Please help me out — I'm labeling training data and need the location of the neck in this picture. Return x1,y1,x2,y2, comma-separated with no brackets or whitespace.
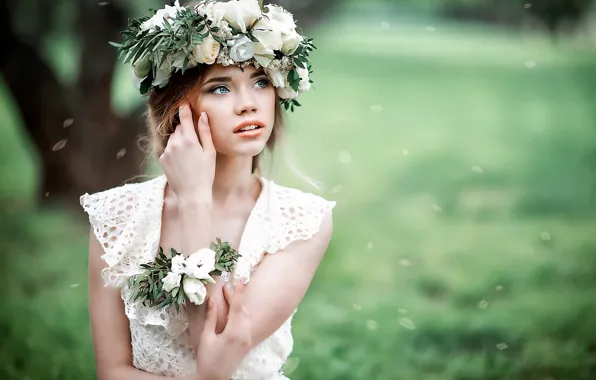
163,155,260,207
211,154,258,205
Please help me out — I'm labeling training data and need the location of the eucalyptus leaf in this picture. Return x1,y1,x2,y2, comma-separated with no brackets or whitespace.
177,288,185,304
294,59,306,69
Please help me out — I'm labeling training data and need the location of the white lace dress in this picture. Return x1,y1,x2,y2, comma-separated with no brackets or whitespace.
80,174,336,379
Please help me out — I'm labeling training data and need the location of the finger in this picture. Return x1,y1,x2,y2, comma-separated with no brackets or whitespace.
203,296,218,334
179,104,199,143
197,112,214,151
223,284,232,306
226,303,251,338
240,306,250,320
227,280,247,320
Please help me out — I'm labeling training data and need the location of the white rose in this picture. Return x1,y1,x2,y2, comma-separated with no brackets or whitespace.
267,4,296,29
276,85,298,99
252,17,283,52
141,1,184,31
162,272,181,293
296,66,311,92
265,68,286,88
281,29,302,55
170,254,187,275
183,277,208,305
229,35,254,62
193,34,221,64
185,248,216,283
206,2,226,28
253,42,276,68
217,0,261,33
276,67,310,98
262,5,301,54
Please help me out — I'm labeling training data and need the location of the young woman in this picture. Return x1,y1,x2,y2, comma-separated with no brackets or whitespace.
80,1,336,379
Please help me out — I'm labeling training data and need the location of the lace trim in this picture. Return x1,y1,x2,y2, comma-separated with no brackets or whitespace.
81,185,139,288
230,177,272,284
266,182,336,255
122,283,190,334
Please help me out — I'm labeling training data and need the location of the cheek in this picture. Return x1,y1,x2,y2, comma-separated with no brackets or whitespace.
259,88,277,119
204,113,226,140
196,107,231,150
195,100,224,132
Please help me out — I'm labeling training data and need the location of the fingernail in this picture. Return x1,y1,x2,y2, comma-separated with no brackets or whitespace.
200,112,206,122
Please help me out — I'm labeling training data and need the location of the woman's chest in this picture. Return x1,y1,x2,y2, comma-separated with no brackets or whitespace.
158,210,249,255
157,206,253,333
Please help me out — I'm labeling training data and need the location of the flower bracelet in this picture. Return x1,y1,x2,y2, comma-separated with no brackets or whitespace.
126,238,241,312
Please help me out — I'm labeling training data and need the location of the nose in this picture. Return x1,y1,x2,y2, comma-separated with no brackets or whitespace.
234,87,258,115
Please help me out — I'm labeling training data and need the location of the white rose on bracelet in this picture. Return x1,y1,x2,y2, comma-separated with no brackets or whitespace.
170,254,187,274
185,248,217,283
162,272,181,293
182,277,208,305
126,240,240,312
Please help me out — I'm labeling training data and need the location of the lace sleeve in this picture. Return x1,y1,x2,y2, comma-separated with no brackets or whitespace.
80,184,142,288
266,185,336,254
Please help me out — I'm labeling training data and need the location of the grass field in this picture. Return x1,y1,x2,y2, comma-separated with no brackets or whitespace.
2,9,596,380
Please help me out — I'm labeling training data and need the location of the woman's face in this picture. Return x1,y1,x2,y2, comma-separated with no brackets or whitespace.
192,64,276,158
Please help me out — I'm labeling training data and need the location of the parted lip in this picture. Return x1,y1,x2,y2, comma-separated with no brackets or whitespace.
233,120,265,133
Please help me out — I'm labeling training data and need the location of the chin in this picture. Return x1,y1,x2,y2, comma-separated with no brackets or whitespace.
216,139,268,158
233,141,268,157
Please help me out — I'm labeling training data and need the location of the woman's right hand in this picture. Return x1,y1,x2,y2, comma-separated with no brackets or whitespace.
191,281,253,380
159,104,216,201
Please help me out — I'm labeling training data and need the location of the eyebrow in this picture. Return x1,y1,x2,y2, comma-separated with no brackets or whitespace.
202,70,267,86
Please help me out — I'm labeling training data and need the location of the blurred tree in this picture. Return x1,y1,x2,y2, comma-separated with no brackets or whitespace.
438,0,595,36
0,0,339,208
521,0,595,35
1,0,149,208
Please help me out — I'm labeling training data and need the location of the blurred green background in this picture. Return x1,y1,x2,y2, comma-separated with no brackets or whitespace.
2,0,596,379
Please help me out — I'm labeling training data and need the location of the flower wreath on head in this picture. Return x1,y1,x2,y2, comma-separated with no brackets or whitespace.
111,0,315,112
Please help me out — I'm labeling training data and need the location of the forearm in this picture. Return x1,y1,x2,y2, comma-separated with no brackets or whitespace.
240,213,333,349
178,195,213,257
177,194,220,358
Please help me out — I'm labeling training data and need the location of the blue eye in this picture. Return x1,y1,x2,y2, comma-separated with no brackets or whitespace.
255,79,270,88
210,85,230,94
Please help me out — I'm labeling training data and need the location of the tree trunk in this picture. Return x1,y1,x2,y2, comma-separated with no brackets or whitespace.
0,0,147,209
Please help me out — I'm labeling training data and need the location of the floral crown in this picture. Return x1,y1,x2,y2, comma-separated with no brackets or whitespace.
111,0,315,111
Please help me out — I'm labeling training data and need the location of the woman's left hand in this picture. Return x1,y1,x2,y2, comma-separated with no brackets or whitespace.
192,281,253,380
